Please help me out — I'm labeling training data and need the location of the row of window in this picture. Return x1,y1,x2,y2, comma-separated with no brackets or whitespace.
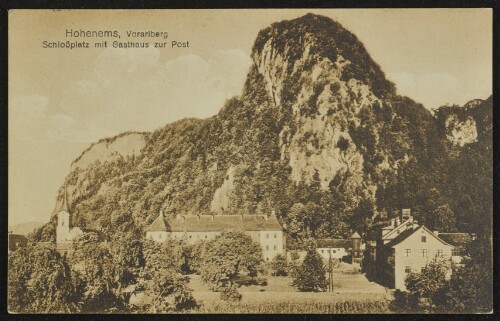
149,233,285,250
405,266,427,274
261,233,278,238
151,233,281,240
265,245,280,251
404,248,452,257
319,249,339,254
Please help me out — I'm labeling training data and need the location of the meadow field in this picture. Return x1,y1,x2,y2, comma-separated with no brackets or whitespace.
188,272,393,314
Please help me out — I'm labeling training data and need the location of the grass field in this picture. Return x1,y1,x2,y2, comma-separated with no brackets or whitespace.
188,272,393,313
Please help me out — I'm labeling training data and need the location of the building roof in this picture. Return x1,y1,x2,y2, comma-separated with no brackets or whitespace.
58,184,70,212
438,233,475,247
385,225,453,248
145,214,168,232
350,231,361,239
382,219,414,240
145,214,282,232
316,239,352,249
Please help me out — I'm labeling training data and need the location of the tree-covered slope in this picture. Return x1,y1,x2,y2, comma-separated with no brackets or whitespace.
32,14,492,243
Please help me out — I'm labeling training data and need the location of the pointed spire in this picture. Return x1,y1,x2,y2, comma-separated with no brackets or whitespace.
62,184,70,212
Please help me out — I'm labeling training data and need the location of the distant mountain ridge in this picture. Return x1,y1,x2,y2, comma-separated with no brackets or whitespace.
32,14,492,243
10,221,45,236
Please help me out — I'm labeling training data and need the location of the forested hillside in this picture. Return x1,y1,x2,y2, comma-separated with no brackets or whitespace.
31,14,492,244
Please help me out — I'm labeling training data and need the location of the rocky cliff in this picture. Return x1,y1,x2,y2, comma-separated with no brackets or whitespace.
33,14,492,243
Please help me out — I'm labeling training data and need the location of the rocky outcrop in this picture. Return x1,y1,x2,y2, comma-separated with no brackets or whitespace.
34,14,491,243
445,114,478,147
71,132,146,171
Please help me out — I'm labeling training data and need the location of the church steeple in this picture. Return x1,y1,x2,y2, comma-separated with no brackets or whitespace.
62,184,70,212
57,184,71,243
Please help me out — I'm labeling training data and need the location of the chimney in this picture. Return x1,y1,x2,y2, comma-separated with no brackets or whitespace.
176,213,181,220
390,218,395,228
433,230,439,236
211,214,215,221
160,209,165,218
271,209,276,216
240,214,244,220
402,208,411,220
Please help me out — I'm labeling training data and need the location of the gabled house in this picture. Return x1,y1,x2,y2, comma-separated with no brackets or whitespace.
364,209,458,291
383,225,454,291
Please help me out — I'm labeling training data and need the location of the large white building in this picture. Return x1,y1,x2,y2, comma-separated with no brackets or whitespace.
145,210,285,261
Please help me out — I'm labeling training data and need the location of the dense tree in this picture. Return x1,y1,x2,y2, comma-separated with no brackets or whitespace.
69,234,126,312
435,238,492,313
270,253,289,276
292,249,327,292
404,257,451,313
8,245,82,313
199,230,264,291
143,269,197,313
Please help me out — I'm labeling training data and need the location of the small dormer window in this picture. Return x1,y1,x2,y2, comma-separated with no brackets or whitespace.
421,236,426,242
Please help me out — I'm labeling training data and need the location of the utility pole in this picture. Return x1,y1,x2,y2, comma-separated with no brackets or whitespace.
328,252,333,292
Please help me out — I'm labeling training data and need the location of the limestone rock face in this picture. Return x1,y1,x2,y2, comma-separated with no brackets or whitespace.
445,114,478,147
37,14,490,242
71,132,146,171
210,166,236,214
250,14,391,191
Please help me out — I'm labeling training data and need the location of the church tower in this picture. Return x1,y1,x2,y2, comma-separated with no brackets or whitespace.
56,186,71,243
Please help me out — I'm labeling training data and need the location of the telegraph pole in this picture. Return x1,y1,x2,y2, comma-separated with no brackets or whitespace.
328,252,333,292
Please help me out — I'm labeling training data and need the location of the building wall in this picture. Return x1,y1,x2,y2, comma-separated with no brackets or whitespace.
145,231,169,242
316,247,348,260
393,229,453,291
259,230,285,261
56,211,70,243
172,231,219,243
145,229,285,261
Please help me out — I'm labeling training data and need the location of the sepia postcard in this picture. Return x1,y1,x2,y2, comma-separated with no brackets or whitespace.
8,9,493,314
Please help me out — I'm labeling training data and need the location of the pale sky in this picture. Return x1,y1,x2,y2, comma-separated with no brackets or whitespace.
9,9,492,226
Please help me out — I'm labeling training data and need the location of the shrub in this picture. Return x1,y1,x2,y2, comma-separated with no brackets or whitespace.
270,253,289,276
291,249,327,292
219,284,242,302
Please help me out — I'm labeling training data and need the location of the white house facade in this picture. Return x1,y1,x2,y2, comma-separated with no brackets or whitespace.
145,211,285,261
